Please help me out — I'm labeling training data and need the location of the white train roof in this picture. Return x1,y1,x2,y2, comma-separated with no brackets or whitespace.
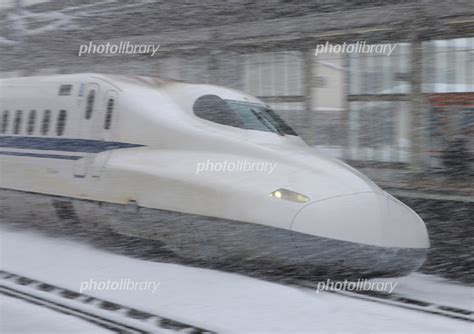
0,73,263,105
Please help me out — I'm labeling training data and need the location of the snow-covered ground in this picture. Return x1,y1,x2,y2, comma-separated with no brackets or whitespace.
0,226,472,333
1,295,111,334
380,273,473,311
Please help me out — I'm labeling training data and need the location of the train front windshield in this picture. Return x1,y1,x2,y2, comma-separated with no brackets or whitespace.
193,94,297,136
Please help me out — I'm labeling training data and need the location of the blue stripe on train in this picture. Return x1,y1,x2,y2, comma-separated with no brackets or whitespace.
0,151,83,160
0,136,144,153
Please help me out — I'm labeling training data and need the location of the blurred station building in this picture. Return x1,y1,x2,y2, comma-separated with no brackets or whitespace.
1,0,473,193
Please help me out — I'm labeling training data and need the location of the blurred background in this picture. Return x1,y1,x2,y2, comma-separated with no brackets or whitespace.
0,0,473,282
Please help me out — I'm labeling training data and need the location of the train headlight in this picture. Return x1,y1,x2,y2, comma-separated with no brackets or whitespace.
270,189,310,203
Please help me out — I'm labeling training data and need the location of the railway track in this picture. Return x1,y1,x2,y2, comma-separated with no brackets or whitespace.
0,270,214,334
295,280,474,323
1,268,472,332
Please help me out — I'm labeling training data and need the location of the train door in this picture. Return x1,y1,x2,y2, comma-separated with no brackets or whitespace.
100,90,118,141
73,83,100,178
79,83,100,139
89,90,118,178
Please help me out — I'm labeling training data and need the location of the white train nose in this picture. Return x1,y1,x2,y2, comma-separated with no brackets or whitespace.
291,191,429,248
289,191,429,276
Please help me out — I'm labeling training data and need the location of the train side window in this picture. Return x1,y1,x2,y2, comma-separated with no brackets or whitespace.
1,110,9,134
41,110,51,135
104,98,114,130
85,90,95,119
13,110,22,134
27,110,37,135
58,84,72,96
56,110,67,136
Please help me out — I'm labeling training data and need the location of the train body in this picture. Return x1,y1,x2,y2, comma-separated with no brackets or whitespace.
0,73,430,277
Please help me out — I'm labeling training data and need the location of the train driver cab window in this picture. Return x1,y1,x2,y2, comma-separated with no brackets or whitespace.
85,90,95,119
13,110,23,134
193,94,297,136
1,110,9,134
27,110,36,135
56,110,67,136
193,95,243,128
104,98,114,129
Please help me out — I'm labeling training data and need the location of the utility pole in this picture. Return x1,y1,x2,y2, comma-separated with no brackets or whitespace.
409,7,430,173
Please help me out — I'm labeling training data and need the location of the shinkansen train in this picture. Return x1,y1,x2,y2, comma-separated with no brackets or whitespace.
0,73,430,277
